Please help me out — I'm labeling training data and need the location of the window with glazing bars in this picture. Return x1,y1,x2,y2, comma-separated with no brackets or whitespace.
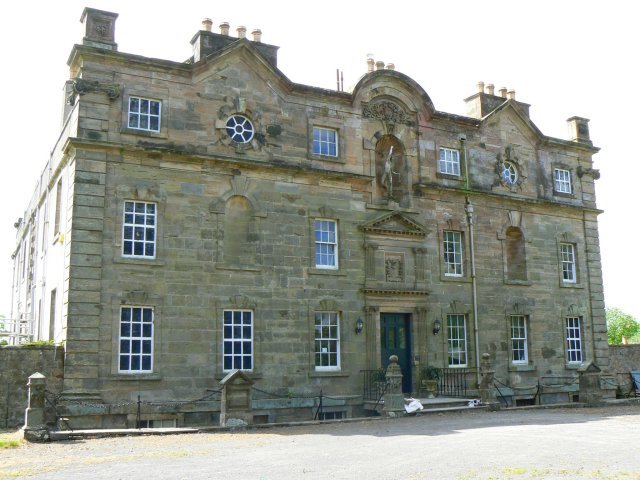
119,306,153,372
560,243,576,282
443,231,463,276
315,312,340,370
447,314,467,366
128,97,161,132
315,219,337,268
565,316,582,363
439,147,460,176
510,315,528,363
123,201,156,258
312,127,338,157
554,168,572,194
223,310,253,371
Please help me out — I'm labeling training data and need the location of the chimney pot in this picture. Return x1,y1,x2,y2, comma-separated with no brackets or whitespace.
375,60,385,71
367,57,375,73
202,18,212,32
386,63,395,71
237,25,247,38
507,90,516,100
251,29,262,42
499,87,507,98
486,84,495,95
477,81,485,93
220,22,230,35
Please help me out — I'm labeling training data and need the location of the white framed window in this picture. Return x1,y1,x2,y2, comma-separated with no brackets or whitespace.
53,180,63,237
226,115,254,143
128,97,161,132
554,168,572,194
119,306,153,373
560,243,576,283
312,127,338,157
314,312,340,371
438,147,460,176
443,231,463,276
447,314,467,367
123,201,156,258
565,316,583,363
501,161,518,185
510,315,528,364
315,219,338,269
223,310,253,371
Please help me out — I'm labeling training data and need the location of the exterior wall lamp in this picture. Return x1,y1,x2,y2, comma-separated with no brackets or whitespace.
433,318,441,335
355,317,364,334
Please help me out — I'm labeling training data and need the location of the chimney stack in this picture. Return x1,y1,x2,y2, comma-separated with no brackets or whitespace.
507,90,516,100
236,26,246,38
477,81,485,93
486,83,495,95
386,63,395,71
375,60,385,70
202,18,212,32
367,57,375,73
219,22,230,35
80,8,119,51
499,87,507,98
252,29,262,42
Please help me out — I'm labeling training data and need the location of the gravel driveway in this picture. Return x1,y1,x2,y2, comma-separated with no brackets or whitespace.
2,405,639,479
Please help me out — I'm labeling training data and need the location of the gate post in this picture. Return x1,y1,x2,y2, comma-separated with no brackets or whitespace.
383,355,405,416
23,372,49,442
220,369,254,427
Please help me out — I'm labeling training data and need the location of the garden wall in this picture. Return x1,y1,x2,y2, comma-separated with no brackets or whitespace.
608,344,640,396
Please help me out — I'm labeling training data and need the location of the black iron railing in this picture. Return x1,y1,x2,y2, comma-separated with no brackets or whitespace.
362,369,387,401
437,368,475,397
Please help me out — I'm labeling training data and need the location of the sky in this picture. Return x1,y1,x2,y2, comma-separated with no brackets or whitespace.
0,1,638,320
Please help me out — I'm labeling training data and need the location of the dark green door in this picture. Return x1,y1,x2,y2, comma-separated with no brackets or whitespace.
380,313,412,394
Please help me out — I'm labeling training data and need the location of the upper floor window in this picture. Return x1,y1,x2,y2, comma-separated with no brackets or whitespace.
314,311,340,371
565,316,583,364
226,115,254,143
443,230,463,276
560,243,576,283
554,168,572,194
312,127,338,157
223,310,253,371
315,219,338,269
501,161,518,185
119,306,153,373
53,180,63,237
123,201,156,258
439,147,460,176
128,97,161,132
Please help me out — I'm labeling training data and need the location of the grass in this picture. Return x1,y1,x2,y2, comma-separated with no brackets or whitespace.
0,430,23,449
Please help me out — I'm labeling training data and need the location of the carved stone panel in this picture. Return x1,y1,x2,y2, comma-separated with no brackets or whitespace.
385,253,404,282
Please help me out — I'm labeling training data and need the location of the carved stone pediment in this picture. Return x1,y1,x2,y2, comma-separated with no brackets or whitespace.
363,101,413,126
360,211,427,238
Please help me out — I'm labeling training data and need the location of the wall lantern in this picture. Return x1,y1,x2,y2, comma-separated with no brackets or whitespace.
355,318,364,335
433,318,441,335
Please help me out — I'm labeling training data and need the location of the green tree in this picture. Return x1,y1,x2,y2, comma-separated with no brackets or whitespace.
606,307,640,344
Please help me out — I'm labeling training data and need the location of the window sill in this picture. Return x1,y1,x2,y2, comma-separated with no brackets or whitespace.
436,172,463,181
309,267,346,276
113,257,166,267
121,127,168,139
553,191,575,199
440,274,471,283
216,372,263,381
560,281,583,289
564,363,583,370
308,153,345,164
508,364,536,372
309,371,349,378
108,373,162,381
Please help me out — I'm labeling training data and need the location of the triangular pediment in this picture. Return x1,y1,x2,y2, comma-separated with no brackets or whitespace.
482,100,543,146
360,211,427,237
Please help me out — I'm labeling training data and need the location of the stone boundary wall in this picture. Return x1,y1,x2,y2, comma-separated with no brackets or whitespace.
608,345,640,396
0,345,64,428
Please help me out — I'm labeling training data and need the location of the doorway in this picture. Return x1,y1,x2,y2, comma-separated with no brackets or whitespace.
380,313,412,394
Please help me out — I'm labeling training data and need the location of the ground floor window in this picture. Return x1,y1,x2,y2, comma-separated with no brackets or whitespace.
119,306,153,373
315,312,340,370
510,315,528,364
447,314,467,367
223,310,253,371
565,316,583,363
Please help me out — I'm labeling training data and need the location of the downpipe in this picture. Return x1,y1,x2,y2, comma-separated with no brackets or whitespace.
465,197,481,387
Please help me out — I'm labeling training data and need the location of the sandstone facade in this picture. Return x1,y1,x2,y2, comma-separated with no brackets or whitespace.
10,8,610,428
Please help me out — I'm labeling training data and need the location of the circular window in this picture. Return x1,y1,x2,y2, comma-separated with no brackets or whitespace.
501,161,518,185
225,115,254,143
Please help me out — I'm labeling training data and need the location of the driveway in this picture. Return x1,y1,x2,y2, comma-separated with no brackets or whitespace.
1,405,639,479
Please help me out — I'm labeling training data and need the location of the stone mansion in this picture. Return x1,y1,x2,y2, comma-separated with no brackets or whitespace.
10,8,610,428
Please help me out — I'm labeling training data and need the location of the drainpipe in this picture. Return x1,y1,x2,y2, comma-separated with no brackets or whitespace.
465,197,481,387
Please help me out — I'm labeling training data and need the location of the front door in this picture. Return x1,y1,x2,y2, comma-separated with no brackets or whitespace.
380,313,412,394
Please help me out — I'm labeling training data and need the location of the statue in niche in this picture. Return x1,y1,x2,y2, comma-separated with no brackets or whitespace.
380,145,399,198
